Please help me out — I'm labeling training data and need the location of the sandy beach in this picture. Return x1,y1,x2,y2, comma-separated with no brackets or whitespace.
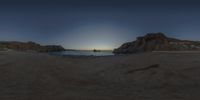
1,51,200,100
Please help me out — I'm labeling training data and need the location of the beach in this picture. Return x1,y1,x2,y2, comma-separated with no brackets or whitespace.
1,51,200,100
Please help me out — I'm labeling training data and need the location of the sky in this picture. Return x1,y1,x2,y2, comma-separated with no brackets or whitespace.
0,0,200,50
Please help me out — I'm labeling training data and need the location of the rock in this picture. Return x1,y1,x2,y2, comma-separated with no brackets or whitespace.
0,41,66,52
41,45,66,52
93,49,101,52
113,32,200,54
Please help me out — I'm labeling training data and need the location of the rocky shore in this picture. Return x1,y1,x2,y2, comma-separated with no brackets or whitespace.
0,41,66,52
113,33,200,54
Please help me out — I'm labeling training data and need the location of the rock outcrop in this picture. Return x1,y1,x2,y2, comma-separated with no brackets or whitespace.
42,45,66,52
113,32,200,54
0,41,66,52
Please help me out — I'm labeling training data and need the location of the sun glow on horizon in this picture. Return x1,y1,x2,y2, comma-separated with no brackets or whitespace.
56,22,136,50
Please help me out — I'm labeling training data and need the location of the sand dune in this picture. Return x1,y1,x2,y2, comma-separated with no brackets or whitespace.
1,51,200,100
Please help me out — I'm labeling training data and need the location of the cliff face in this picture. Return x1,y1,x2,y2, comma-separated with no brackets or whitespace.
113,33,200,54
0,41,65,52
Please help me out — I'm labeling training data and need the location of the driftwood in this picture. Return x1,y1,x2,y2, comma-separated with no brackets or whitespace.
126,64,159,74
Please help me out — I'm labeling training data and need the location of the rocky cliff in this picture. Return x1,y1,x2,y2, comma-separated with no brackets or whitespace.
113,32,200,54
0,41,66,52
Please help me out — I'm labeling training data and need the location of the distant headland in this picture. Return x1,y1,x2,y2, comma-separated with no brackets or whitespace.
113,32,200,54
0,41,66,52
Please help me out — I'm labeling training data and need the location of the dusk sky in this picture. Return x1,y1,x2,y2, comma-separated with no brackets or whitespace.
0,0,200,50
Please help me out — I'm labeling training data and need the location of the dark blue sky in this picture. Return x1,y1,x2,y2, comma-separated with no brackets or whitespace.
0,0,200,50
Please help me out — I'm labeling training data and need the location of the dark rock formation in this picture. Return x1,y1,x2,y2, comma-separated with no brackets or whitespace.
113,32,200,54
93,49,101,52
0,41,66,52
41,45,66,52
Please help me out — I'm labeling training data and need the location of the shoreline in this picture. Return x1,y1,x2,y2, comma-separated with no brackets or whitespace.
153,51,200,53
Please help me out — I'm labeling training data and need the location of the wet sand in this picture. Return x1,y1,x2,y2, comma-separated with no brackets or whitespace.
1,51,200,100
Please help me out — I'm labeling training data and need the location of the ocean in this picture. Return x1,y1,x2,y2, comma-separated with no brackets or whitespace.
50,50,114,56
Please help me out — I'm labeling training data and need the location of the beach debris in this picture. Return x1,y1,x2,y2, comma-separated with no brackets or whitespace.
126,64,159,74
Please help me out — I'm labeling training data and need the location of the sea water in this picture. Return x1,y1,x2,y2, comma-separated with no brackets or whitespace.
50,50,114,56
